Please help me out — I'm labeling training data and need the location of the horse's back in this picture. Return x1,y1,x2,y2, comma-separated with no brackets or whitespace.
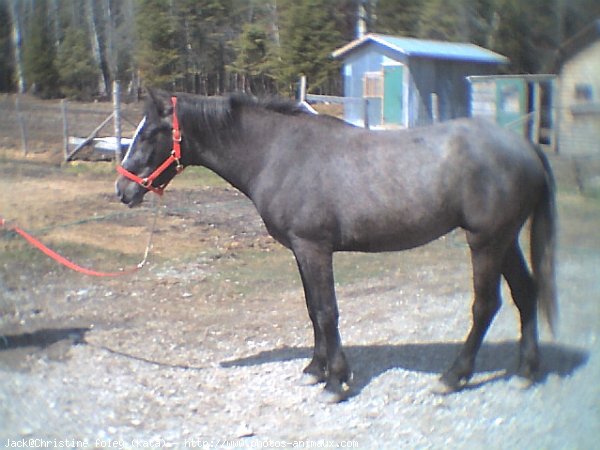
254,117,548,252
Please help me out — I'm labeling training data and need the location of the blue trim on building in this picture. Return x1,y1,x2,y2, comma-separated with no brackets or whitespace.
333,33,508,64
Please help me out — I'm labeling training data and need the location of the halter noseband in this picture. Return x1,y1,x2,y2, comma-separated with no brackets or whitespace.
117,96,184,196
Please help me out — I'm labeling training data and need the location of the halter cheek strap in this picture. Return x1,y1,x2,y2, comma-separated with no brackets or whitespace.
117,96,184,196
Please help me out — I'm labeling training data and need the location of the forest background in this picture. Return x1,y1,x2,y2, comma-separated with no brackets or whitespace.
1,0,600,101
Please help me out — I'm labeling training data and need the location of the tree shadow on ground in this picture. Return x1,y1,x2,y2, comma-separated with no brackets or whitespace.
221,341,589,397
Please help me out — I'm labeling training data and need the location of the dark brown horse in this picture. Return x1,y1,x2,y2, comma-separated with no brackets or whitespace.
116,90,557,402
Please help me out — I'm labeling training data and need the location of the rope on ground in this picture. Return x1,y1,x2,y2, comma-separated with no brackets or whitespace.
0,196,160,277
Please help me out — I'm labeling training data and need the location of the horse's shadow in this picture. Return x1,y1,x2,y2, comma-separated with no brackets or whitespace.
0,327,89,350
0,327,90,370
221,341,589,396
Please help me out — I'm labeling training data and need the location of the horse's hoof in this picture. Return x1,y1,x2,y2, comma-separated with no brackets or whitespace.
516,362,540,385
509,374,536,390
299,373,324,386
435,372,468,394
318,382,351,403
318,388,346,404
432,379,452,395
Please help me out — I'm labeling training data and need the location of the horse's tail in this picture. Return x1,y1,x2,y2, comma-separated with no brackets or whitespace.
530,145,558,336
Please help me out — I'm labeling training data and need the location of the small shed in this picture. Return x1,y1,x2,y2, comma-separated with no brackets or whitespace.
467,74,557,150
555,19,600,157
332,33,508,128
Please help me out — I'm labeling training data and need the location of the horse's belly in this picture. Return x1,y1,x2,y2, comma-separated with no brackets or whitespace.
336,214,457,253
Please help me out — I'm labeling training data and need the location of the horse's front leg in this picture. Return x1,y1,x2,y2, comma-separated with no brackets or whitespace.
292,239,351,402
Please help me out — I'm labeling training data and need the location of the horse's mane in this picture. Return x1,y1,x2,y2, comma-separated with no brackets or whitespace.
178,92,308,121
232,94,309,116
174,92,353,146
175,93,313,143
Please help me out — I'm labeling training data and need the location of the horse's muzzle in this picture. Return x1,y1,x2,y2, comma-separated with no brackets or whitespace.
115,176,146,208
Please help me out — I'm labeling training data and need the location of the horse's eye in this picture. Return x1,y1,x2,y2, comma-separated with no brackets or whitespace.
140,127,158,143
141,124,168,143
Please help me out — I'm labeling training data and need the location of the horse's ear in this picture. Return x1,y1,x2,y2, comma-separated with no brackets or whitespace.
145,87,173,118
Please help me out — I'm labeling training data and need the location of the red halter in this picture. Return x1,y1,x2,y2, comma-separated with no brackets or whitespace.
117,96,184,196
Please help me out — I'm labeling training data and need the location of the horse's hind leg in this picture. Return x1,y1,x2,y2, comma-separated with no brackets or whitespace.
502,241,540,381
441,239,504,390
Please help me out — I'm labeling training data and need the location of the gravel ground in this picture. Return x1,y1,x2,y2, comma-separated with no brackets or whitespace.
1,156,599,449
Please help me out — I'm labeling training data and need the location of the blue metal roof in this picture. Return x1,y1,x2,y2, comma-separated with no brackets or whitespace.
332,33,508,64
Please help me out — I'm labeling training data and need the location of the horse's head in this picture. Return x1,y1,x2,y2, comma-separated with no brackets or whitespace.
115,89,183,207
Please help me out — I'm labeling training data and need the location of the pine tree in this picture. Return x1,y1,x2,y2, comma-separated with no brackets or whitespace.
418,0,471,41
135,0,179,89
57,27,101,100
23,0,59,98
374,0,424,37
278,0,346,94
3,0,599,98
7,0,25,93
0,1,15,92
229,17,279,94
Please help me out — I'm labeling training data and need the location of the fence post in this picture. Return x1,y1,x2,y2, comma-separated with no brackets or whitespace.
113,80,122,164
15,95,28,155
61,99,69,160
431,93,439,124
363,98,369,129
299,75,307,102
530,82,541,144
550,78,558,153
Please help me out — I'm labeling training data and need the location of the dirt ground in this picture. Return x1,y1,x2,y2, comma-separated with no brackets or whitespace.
0,145,599,449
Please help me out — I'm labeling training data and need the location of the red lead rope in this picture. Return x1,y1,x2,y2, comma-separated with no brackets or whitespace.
1,100,178,277
1,212,157,277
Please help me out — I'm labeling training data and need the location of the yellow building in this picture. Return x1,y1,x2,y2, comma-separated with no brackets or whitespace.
556,19,600,157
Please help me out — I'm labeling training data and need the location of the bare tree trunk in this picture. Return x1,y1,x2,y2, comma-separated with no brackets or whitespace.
49,0,61,48
8,0,25,93
104,0,117,88
120,0,138,97
270,0,281,48
86,0,108,96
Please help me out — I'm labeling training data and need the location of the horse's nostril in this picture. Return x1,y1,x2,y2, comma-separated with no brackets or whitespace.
115,182,128,204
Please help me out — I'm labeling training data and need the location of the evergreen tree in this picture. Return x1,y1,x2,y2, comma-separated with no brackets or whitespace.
418,0,471,41
278,0,346,94
466,0,500,49
57,27,101,100
561,0,600,42
135,0,179,89
2,0,599,98
0,1,15,92
374,0,423,37
23,0,59,98
491,0,548,73
229,19,278,94
170,0,240,94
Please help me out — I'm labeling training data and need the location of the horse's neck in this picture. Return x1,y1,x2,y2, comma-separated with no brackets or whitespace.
193,108,277,197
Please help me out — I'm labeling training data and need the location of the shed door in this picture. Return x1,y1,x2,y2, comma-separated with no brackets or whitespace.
383,65,403,125
496,78,526,135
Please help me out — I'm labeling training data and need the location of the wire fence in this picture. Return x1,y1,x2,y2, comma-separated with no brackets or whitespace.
0,93,143,158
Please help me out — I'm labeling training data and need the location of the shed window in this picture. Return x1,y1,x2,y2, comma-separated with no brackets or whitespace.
574,84,593,102
364,72,383,98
